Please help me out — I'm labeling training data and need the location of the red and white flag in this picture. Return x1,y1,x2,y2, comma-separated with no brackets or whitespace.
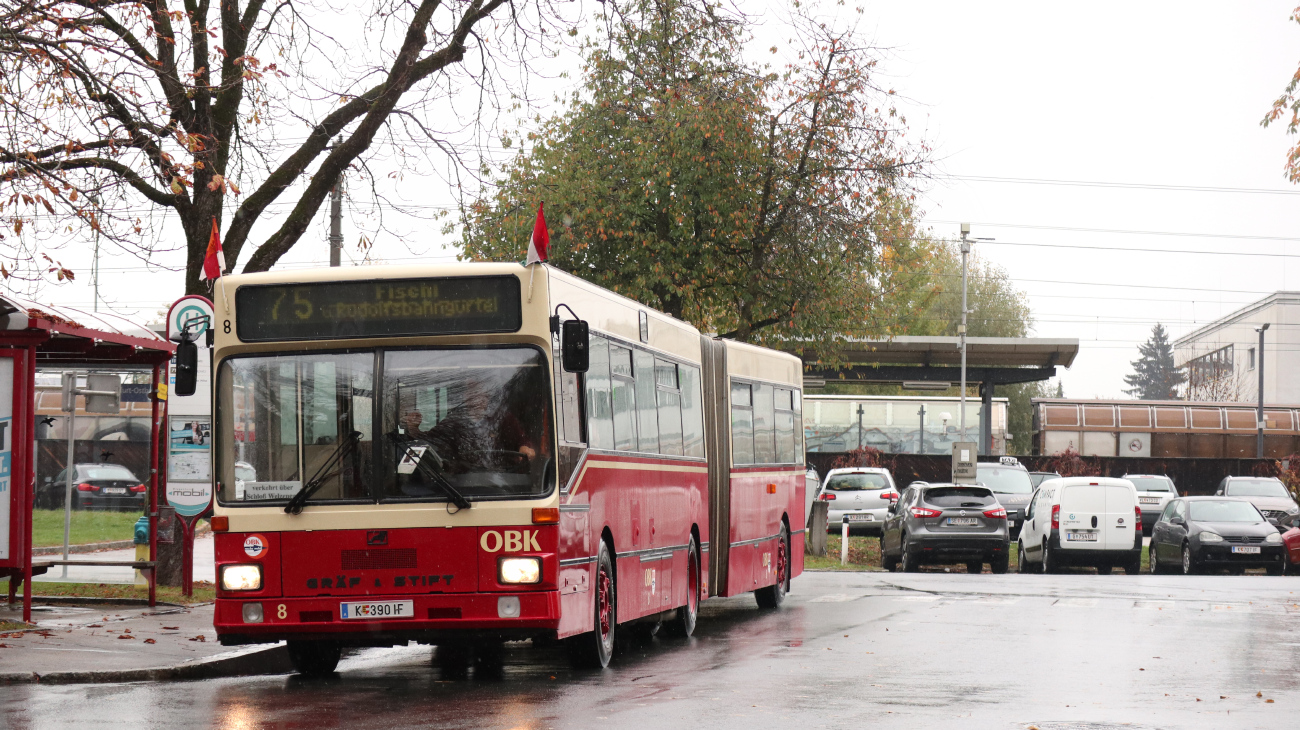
200,218,225,281
526,202,549,265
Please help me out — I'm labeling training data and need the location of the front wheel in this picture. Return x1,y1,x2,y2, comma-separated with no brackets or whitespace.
569,542,616,668
287,640,341,678
755,524,790,609
1017,542,1030,574
881,535,899,572
662,537,699,638
1181,544,1195,575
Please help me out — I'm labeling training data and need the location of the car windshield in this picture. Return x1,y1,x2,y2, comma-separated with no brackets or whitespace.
1128,477,1173,493
217,347,554,505
976,466,1033,494
79,465,136,481
1189,500,1263,523
824,473,890,491
1225,479,1290,498
1029,473,1057,488
924,486,995,507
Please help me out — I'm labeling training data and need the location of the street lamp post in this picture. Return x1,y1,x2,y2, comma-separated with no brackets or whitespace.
959,224,970,443
1257,323,1270,459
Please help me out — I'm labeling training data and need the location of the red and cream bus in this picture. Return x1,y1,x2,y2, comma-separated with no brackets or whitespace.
202,263,805,673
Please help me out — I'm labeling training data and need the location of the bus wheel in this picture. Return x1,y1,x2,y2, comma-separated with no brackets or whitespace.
663,537,699,638
755,524,789,609
287,640,341,678
569,542,616,668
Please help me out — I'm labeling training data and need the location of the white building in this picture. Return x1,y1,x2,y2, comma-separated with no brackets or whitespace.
1173,292,1300,404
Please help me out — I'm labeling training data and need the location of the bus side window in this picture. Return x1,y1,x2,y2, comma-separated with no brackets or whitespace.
680,364,705,458
753,382,776,464
774,387,795,463
585,335,615,450
792,389,803,462
633,348,660,453
655,358,683,456
609,344,637,451
731,381,754,465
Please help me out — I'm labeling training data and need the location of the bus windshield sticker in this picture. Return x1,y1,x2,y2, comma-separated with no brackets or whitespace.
243,481,303,501
235,275,521,341
397,446,427,474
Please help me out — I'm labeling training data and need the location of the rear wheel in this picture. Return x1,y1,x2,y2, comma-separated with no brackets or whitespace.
881,535,899,572
287,640,341,678
1017,542,1030,573
663,537,699,638
1149,545,1162,574
900,537,920,573
991,554,1009,574
965,561,983,574
1042,540,1056,574
569,541,616,668
755,524,790,609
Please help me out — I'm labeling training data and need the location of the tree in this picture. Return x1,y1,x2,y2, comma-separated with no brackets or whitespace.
460,0,930,349
1263,6,1300,183
1124,324,1186,400
0,0,553,292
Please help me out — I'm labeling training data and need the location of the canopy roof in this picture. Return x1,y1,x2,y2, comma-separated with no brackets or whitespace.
0,292,174,367
799,336,1079,369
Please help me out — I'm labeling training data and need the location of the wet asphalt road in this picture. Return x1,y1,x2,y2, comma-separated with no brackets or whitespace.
7,570,1300,729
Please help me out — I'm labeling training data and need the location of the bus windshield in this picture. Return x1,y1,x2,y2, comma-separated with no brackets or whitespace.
217,346,554,505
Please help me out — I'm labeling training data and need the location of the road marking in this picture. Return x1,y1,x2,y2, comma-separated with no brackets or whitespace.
1053,598,1098,608
1133,600,1176,610
809,594,857,603
893,595,939,602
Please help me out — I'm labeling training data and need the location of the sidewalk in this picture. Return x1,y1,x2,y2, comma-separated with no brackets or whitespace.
0,600,289,684
33,533,215,585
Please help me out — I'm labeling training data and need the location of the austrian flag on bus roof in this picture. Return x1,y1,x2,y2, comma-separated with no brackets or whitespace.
526,202,549,265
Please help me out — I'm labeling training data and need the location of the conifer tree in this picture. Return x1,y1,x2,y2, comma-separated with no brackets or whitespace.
1124,324,1186,399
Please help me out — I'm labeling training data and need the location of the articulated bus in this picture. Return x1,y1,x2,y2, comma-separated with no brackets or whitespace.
206,263,805,673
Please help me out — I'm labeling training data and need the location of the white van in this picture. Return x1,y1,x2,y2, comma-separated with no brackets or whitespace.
1017,477,1143,574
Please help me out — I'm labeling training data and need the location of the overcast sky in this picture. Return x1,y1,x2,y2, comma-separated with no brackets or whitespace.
22,1,1300,400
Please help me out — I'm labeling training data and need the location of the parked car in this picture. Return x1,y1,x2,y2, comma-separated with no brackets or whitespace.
40,463,147,511
880,482,1010,573
1279,521,1300,574
1123,474,1179,536
816,467,898,534
1214,477,1299,527
1029,471,1060,489
1017,477,1142,574
976,457,1034,538
1149,497,1285,575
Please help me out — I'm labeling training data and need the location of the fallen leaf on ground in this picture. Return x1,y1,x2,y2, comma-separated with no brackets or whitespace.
188,635,206,642
1221,695,1227,699
87,624,103,628
1258,692,1264,697
1267,699,1275,703
162,626,179,630
143,638,156,644
117,635,132,640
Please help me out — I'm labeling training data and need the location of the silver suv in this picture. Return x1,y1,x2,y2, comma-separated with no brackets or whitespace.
976,457,1034,538
816,467,897,534
880,482,1011,573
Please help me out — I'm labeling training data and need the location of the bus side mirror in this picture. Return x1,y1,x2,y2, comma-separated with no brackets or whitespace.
561,319,589,373
174,339,198,396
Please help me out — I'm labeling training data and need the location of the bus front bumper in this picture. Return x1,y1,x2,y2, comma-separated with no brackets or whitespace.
215,590,562,646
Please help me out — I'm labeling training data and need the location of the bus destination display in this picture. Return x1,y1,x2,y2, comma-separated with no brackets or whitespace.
236,275,521,341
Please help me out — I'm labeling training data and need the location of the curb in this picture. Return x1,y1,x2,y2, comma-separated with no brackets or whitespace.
0,643,292,685
32,540,136,556
13,595,193,608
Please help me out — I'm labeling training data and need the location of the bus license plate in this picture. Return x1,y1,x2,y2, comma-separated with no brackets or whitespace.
947,518,980,526
103,488,127,495
1232,546,1261,554
846,514,872,522
1066,532,1098,542
340,600,415,620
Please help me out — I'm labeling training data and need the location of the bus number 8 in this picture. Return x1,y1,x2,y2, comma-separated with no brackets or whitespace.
223,320,231,334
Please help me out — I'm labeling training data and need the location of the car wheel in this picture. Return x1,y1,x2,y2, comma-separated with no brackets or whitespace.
900,537,920,573
1267,565,1284,576
1149,545,1161,574
1041,540,1053,574
991,554,1009,574
1096,564,1112,576
1124,555,1142,575
1017,542,1029,573
965,561,983,574
1181,543,1194,575
569,541,616,668
881,536,898,572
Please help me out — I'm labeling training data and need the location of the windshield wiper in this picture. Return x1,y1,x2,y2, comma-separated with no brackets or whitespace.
397,438,472,511
285,431,364,515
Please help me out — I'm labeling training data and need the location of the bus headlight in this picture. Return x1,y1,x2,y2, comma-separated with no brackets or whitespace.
498,557,541,584
220,564,263,591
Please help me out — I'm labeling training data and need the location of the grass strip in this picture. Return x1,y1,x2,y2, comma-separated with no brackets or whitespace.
0,579,215,605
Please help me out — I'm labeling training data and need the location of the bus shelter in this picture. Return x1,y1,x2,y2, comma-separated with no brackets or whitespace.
0,293,174,622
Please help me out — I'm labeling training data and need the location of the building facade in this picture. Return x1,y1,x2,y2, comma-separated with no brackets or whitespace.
1173,292,1300,404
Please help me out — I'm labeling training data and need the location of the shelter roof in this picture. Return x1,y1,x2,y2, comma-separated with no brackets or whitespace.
0,291,174,367
800,336,1078,369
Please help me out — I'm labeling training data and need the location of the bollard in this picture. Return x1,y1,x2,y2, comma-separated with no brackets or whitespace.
841,518,850,565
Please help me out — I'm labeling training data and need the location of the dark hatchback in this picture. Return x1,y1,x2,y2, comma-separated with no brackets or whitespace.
1149,497,1285,575
41,463,147,510
880,483,1010,573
